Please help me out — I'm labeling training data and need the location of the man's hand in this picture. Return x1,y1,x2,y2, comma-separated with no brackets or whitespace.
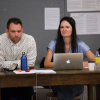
9,63,18,70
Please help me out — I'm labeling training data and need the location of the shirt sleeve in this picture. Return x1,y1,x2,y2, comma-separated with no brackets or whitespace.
0,41,19,70
78,40,90,60
27,37,37,68
47,39,56,54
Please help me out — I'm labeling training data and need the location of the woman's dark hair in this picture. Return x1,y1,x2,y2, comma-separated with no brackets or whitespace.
55,16,78,53
7,17,22,30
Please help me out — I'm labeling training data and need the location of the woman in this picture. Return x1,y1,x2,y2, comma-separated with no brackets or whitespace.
44,16,95,100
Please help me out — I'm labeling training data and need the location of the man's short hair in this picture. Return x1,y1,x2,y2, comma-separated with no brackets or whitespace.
7,17,22,30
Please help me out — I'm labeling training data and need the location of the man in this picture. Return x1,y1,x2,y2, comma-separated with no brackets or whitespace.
0,18,37,100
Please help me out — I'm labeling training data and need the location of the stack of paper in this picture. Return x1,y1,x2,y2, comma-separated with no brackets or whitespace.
13,70,56,74
13,70,36,74
35,70,56,74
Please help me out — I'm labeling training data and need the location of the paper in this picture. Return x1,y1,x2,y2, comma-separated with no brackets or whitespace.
83,67,89,68
13,70,56,74
67,0,100,12
67,0,82,12
13,70,36,74
45,8,60,30
71,13,100,35
35,70,56,74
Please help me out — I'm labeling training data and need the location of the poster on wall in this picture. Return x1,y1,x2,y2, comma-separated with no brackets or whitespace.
70,13,100,35
44,8,60,30
67,0,100,12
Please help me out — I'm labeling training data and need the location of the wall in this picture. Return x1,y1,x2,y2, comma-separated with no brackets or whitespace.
0,0,65,65
0,0,99,65
65,0,100,60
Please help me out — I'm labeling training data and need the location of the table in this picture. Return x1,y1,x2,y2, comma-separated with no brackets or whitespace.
0,68,100,100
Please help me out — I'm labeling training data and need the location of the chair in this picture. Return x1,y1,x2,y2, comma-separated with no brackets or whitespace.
31,92,36,100
46,91,83,100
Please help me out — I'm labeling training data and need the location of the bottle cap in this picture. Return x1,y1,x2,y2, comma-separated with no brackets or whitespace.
22,52,25,55
96,51,99,54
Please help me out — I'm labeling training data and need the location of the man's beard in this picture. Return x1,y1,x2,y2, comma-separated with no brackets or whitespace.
9,35,21,44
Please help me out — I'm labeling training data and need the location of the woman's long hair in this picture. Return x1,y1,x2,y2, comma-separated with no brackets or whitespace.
55,16,78,53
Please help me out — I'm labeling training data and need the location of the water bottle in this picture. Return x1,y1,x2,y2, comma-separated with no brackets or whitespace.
21,52,27,71
95,51,100,70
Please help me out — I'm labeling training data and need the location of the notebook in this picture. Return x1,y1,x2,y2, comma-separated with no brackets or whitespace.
53,53,83,71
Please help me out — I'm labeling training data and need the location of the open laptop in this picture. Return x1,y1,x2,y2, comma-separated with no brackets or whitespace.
53,53,83,71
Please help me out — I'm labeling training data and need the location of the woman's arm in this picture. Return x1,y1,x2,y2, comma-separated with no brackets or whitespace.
44,49,54,68
83,50,95,67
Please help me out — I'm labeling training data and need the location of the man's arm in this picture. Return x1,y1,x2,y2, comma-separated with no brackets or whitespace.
0,60,20,70
27,37,37,68
0,42,20,70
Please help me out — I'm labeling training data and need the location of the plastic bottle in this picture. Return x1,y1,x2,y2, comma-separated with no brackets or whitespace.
21,52,27,71
95,51,100,70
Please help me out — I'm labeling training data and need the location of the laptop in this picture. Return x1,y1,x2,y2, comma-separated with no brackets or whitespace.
53,53,83,71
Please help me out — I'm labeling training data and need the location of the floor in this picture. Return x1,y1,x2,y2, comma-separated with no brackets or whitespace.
33,86,88,100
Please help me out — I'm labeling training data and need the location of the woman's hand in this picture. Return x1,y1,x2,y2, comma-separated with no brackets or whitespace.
83,61,88,67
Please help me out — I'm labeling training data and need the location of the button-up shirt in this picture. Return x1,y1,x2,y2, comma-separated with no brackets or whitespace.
47,39,90,60
0,33,37,69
